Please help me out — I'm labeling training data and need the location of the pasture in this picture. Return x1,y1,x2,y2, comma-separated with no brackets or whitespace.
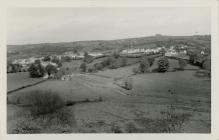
7,72,44,92
7,57,211,133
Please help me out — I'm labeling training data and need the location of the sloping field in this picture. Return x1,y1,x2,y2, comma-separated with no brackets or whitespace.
7,72,44,92
7,61,211,133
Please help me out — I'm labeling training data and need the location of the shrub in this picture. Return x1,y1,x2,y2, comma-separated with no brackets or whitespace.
94,63,103,70
125,123,138,133
27,90,65,116
202,59,211,71
123,77,133,90
178,59,187,70
88,68,94,73
157,57,169,72
43,56,51,62
139,57,150,73
110,124,123,133
12,116,41,134
112,51,120,59
148,57,155,66
80,62,87,72
83,51,93,63
61,56,71,62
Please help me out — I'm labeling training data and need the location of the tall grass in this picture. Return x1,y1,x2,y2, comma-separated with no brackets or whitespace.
9,90,75,134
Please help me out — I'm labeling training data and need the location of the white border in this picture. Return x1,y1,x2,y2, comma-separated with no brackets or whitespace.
0,0,218,140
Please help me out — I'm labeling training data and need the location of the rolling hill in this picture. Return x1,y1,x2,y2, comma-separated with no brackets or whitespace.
7,35,211,60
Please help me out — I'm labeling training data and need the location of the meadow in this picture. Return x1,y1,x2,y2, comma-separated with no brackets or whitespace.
7,56,211,133
7,72,44,92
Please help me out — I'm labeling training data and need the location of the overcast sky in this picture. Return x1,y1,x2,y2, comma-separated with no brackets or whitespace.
7,7,210,45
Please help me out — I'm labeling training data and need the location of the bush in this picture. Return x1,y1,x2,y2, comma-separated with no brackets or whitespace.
178,59,187,70
202,59,211,71
7,63,23,73
93,63,103,70
88,67,95,73
148,57,155,66
43,56,51,62
139,57,150,73
110,124,123,133
12,116,41,134
112,51,120,59
157,57,169,72
80,62,87,72
83,51,93,63
123,77,133,90
61,56,72,62
27,90,65,116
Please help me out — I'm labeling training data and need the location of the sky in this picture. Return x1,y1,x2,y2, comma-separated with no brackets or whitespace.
7,7,210,45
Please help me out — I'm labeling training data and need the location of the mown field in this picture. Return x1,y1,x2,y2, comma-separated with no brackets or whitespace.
7,57,211,133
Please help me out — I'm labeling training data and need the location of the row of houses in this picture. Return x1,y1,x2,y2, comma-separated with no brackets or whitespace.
63,51,104,59
120,47,164,55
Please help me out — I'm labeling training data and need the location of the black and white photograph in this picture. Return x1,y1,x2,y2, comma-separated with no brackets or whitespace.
2,0,217,136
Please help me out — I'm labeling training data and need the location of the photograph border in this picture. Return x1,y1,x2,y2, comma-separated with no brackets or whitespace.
0,0,218,140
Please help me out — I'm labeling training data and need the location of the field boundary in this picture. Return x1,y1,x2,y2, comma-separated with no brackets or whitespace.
7,79,47,95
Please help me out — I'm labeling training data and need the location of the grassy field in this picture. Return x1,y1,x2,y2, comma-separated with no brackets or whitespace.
7,72,43,92
7,58,211,133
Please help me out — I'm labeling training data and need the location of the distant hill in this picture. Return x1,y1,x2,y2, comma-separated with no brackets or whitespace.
7,35,211,60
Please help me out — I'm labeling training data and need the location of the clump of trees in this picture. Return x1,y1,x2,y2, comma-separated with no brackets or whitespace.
7,63,23,73
80,62,87,72
157,57,169,72
61,56,71,62
51,57,62,67
132,56,155,74
83,51,93,63
45,64,58,77
87,56,128,73
28,60,46,78
43,55,51,62
139,57,150,73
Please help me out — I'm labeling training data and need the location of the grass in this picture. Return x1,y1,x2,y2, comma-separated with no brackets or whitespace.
8,90,75,134
7,72,43,92
7,58,211,133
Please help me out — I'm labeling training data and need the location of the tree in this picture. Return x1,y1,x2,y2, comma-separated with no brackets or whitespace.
123,77,133,90
83,51,93,63
43,56,51,62
51,57,62,67
148,57,155,66
139,57,150,73
94,63,103,70
113,50,120,59
45,64,58,77
202,58,211,71
80,62,87,72
178,59,187,70
28,62,45,78
157,57,169,72
61,56,71,62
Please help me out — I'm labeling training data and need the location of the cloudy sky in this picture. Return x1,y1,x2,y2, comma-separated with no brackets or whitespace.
7,7,210,45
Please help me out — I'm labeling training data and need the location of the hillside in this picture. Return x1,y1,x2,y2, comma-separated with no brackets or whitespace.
7,35,211,60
